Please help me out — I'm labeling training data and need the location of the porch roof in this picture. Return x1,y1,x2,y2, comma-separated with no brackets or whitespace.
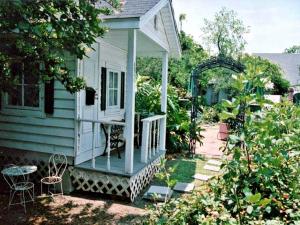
99,0,181,58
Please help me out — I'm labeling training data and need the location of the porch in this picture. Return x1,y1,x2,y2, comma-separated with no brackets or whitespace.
76,148,165,177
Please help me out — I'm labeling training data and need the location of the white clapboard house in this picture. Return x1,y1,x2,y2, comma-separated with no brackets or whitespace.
0,0,181,201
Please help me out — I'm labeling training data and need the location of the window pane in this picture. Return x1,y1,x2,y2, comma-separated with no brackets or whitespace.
114,90,118,105
24,85,39,107
114,73,118,88
109,90,114,106
109,72,113,88
24,63,39,84
8,86,22,106
11,63,22,83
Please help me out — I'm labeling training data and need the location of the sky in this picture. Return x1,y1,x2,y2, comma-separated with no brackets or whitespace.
172,0,300,53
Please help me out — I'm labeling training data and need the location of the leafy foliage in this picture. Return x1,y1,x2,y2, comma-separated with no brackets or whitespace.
0,0,119,93
135,76,192,153
137,31,208,92
241,55,290,95
201,7,249,58
145,71,300,224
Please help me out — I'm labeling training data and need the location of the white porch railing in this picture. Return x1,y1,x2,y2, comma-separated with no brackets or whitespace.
140,115,166,163
77,118,125,171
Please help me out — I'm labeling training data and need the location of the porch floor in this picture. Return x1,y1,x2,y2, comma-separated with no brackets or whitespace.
75,148,165,177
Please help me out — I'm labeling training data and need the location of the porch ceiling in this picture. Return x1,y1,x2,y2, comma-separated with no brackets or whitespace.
102,29,166,58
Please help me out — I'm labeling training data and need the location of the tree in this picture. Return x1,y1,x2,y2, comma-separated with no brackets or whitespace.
284,45,300,53
137,31,208,94
0,0,119,93
201,7,249,58
241,54,290,95
179,13,186,31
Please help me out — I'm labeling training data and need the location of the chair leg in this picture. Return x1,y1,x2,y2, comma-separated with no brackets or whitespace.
60,182,63,196
8,190,12,210
22,191,26,213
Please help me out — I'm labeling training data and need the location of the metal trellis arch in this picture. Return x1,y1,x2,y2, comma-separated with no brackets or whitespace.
189,55,245,155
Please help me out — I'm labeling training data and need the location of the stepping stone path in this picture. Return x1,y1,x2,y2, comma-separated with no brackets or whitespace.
173,182,195,192
193,174,212,181
207,159,222,166
204,164,221,172
143,185,173,201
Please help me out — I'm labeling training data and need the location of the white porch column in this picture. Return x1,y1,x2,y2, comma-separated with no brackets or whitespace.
125,29,137,174
160,51,168,151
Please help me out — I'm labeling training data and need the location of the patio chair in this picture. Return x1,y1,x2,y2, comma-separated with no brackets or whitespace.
40,154,67,197
101,124,125,159
2,165,35,213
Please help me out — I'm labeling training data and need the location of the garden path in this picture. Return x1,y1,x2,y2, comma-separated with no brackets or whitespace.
196,124,224,158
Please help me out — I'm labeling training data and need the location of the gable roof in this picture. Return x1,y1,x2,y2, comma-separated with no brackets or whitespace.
101,0,161,19
98,0,181,58
254,53,300,86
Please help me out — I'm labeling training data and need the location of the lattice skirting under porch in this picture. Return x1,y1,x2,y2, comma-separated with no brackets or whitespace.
69,154,164,202
0,149,52,183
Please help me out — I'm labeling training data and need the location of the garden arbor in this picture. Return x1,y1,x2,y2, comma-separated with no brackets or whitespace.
189,55,245,155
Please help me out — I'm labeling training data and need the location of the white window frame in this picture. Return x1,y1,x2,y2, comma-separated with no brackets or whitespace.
1,63,45,117
106,70,120,110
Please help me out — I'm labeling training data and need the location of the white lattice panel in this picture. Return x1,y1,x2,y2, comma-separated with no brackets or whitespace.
69,154,164,202
130,155,163,201
69,167,131,197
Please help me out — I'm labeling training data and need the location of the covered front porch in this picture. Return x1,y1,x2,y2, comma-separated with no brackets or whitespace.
71,0,180,201
71,28,170,200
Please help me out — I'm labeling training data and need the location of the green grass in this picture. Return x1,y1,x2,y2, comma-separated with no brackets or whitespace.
153,155,221,190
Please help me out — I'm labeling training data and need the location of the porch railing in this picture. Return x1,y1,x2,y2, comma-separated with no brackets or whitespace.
77,118,125,171
140,115,166,163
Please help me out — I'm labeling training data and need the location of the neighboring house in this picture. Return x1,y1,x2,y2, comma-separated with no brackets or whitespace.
254,53,300,90
0,0,181,201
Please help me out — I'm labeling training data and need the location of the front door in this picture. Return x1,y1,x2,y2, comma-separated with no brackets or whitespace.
75,43,101,164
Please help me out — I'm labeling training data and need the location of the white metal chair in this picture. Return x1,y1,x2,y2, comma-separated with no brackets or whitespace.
2,165,35,213
40,154,67,197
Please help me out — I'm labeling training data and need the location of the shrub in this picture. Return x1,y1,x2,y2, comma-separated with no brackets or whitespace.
145,71,300,224
136,76,192,153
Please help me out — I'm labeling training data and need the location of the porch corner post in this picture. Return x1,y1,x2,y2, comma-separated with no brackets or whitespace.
125,29,137,174
160,51,169,151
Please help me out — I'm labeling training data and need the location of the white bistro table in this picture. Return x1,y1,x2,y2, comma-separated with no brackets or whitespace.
1,165,37,177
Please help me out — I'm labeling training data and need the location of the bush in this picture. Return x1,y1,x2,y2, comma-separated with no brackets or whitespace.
145,72,300,224
136,76,192,153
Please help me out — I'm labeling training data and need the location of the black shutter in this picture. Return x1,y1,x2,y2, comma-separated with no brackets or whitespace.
101,67,107,111
120,72,125,109
44,78,54,114
0,93,1,110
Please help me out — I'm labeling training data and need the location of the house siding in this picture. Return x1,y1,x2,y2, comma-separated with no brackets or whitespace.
0,56,76,157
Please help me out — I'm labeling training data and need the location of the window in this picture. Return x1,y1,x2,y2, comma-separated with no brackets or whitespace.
7,62,40,108
107,71,119,107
